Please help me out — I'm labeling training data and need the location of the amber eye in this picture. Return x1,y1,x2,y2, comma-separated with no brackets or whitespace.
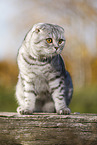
59,39,63,44
46,38,53,43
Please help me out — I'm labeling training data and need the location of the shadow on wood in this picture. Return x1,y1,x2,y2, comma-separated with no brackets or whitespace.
0,112,97,145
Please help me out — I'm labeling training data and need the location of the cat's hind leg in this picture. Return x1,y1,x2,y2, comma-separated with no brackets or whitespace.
42,101,55,113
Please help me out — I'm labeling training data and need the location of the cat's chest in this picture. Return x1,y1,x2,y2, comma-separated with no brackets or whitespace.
30,63,52,93
20,54,61,80
31,61,52,75
31,61,60,80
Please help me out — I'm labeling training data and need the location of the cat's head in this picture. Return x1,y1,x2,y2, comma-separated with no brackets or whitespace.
25,23,66,59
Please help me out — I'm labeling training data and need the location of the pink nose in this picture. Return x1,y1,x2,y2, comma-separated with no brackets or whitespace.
55,47,58,50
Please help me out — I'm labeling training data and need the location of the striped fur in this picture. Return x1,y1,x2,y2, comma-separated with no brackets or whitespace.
16,23,73,115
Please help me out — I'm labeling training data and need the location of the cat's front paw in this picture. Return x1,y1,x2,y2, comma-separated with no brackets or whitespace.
57,107,71,115
17,107,33,115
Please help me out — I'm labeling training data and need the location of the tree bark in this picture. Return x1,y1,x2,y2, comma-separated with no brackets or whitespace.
0,112,97,145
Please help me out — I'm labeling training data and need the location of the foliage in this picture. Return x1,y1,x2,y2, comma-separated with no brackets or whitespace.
0,61,18,112
0,61,18,86
0,85,18,112
70,84,97,113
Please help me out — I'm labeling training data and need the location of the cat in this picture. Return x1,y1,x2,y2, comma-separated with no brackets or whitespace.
16,23,73,115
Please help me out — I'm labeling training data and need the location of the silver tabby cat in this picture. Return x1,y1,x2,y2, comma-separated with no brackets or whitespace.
16,23,73,115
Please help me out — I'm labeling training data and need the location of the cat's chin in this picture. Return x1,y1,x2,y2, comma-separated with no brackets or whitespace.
46,51,59,57
37,53,55,60
56,49,62,55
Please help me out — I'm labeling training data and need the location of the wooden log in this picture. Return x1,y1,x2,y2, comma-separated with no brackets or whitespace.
0,112,97,145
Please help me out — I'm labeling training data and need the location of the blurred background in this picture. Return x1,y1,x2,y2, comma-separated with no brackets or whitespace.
0,0,97,113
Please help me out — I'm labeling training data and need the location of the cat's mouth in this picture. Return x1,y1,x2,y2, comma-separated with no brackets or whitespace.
48,50,61,56
36,48,62,60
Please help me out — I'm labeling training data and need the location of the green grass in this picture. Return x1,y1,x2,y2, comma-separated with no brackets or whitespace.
0,84,97,113
70,84,97,113
0,86,18,112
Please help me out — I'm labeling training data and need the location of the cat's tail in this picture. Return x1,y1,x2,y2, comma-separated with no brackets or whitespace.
64,71,73,106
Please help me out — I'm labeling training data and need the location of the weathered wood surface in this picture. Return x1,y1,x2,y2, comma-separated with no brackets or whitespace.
0,112,97,145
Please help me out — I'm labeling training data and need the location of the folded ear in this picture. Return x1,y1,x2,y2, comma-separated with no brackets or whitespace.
35,28,40,33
